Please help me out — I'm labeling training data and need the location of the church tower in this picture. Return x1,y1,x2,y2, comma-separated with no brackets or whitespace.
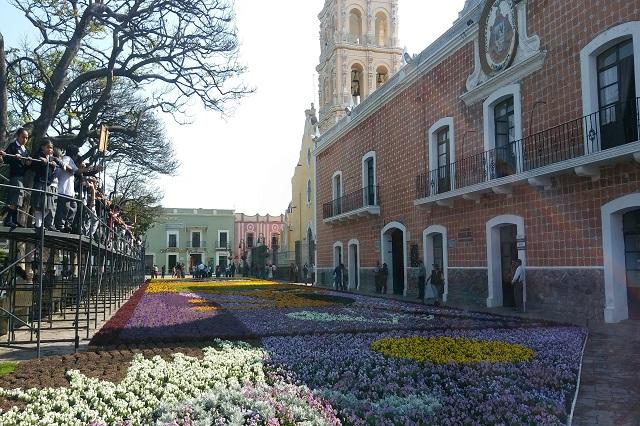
317,0,403,132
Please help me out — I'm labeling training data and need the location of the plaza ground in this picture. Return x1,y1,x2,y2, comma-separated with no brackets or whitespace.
0,278,636,425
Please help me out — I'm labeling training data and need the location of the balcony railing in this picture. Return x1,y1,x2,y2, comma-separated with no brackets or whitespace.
323,185,379,220
417,98,640,199
216,239,230,249
187,241,207,249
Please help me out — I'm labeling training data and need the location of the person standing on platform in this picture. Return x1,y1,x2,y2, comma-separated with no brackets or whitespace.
161,265,166,279
0,128,32,228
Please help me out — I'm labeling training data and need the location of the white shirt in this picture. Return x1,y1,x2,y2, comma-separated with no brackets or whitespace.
512,265,524,284
56,155,78,196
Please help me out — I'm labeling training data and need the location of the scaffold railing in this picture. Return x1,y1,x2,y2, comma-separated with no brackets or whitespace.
0,177,145,358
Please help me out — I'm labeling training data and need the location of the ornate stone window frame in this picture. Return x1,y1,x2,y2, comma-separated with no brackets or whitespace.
361,151,377,204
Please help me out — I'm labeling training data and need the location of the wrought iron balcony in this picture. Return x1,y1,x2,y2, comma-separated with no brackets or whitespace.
323,185,380,223
416,98,640,204
187,241,207,250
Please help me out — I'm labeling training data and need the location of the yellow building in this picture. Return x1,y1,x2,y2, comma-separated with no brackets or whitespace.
286,104,319,275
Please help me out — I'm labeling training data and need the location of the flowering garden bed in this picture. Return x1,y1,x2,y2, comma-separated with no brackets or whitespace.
0,279,586,425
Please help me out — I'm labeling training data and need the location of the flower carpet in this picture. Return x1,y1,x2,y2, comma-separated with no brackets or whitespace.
0,279,587,425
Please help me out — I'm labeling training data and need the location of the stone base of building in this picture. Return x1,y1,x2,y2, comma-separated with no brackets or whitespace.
447,268,489,308
316,265,606,323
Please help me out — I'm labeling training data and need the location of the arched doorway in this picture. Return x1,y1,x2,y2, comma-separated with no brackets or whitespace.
348,239,360,290
423,225,449,302
381,222,407,296
486,215,526,308
602,193,640,322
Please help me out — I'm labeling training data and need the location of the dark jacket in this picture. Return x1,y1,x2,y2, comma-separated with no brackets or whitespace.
5,141,29,178
32,152,59,184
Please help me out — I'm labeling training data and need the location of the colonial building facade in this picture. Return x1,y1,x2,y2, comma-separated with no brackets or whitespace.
317,0,403,132
314,0,640,323
145,208,235,271
285,105,319,272
234,213,286,263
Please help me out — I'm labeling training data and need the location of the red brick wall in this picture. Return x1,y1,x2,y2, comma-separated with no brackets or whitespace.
316,1,640,268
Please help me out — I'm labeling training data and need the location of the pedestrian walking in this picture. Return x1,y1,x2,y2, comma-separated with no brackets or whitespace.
381,263,389,294
417,260,427,300
161,265,166,279
302,263,309,284
511,259,525,312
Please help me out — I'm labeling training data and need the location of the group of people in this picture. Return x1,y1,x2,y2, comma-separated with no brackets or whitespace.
417,260,445,305
288,263,313,284
0,128,141,253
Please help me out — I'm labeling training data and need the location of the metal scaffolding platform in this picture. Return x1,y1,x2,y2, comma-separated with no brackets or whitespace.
0,183,144,357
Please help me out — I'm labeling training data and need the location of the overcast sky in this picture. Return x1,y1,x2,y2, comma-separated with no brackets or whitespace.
0,0,466,215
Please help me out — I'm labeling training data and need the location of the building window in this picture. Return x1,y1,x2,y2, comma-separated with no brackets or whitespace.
597,39,637,148
494,97,517,177
580,22,640,153
349,9,363,44
362,151,377,206
246,232,254,248
376,66,389,89
307,179,312,204
436,127,451,193
168,233,177,248
219,231,228,248
482,84,523,178
307,147,311,165
428,117,455,194
332,172,342,215
375,12,388,47
191,231,201,248
271,234,279,248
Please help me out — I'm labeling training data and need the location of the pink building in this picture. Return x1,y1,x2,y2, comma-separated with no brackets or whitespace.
234,213,285,260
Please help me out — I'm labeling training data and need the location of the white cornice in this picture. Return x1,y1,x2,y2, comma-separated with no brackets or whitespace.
313,5,483,156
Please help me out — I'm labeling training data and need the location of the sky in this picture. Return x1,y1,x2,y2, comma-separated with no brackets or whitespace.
0,0,466,215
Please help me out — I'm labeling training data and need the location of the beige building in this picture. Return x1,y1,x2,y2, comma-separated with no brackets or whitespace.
286,105,319,272
317,0,403,132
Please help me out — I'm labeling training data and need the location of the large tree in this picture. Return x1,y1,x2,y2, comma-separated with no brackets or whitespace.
0,0,250,148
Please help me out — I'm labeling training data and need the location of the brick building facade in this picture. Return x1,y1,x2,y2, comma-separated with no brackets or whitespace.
313,0,640,323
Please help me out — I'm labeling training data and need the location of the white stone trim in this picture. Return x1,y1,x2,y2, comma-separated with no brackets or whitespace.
525,266,604,270
331,171,343,200
483,83,523,150
380,221,408,296
485,214,526,308
361,150,377,204
448,266,487,269
580,22,640,118
332,241,344,268
347,239,361,290
580,22,640,154
601,193,640,323
422,225,449,302
428,117,456,191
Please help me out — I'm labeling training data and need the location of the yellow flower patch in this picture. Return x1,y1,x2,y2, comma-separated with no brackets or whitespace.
371,336,535,364
146,279,273,294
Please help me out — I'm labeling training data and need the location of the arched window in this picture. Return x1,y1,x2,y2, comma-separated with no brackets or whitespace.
376,65,389,89
307,147,311,165
375,12,388,46
306,179,312,204
349,9,363,44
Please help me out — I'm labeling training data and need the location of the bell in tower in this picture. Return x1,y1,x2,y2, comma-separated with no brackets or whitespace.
316,0,402,132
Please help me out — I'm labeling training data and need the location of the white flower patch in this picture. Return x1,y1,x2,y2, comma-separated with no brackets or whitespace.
286,310,435,325
0,341,340,426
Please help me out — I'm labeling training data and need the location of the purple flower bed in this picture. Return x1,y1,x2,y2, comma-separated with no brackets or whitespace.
262,326,585,425
112,287,547,343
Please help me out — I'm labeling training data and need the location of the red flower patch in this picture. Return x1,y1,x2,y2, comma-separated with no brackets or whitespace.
90,281,149,346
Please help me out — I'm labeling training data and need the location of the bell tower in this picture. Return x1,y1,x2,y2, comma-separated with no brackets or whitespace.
317,0,402,132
